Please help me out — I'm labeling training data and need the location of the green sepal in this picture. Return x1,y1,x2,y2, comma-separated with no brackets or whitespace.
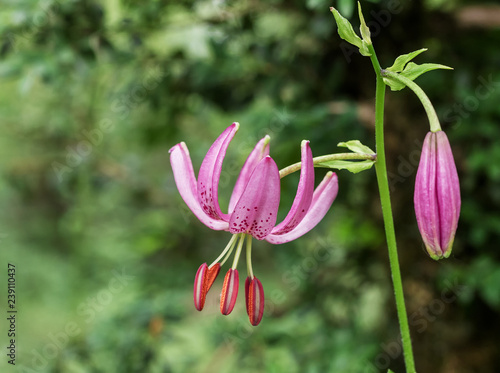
386,48,428,73
358,2,371,45
315,159,375,174
330,7,371,56
384,62,453,91
337,140,375,155
387,370,395,373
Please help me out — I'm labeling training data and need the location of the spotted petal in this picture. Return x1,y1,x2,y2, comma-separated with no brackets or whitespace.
270,140,314,235
169,142,229,231
229,157,280,240
229,135,270,214
265,172,338,244
198,123,239,222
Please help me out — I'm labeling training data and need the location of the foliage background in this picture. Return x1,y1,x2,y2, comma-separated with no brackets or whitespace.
1,0,499,372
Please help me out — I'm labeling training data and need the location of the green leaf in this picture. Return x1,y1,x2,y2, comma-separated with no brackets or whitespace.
315,159,375,174
337,140,375,155
330,7,371,56
402,62,453,80
386,48,427,73
384,62,453,91
387,370,395,373
358,2,371,45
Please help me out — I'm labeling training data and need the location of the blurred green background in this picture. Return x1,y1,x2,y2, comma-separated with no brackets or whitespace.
1,0,499,372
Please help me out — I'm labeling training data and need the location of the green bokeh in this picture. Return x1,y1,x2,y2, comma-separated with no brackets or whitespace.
1,0,499,372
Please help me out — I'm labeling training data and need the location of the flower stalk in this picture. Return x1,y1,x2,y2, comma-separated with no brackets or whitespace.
279,152,376,178
369,44,417,373
381,69,441,132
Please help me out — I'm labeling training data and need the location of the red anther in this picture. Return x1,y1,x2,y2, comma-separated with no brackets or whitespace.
206,263,221,291
193,263,220,311
220,269,239,315
246,277,264,326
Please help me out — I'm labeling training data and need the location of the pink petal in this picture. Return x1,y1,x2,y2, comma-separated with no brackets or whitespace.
265,172,338,244
270,140,314,235
435,131,460,256
197,123,239,222
228,135,270,214
414,132,442,257
169,143,229,231
229,157,281,240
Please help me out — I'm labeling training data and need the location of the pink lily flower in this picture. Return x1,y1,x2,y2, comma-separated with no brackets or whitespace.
414,130,460,260
169,122,338,325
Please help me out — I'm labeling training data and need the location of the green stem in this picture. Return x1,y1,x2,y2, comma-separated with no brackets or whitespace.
381,70,441,132
369,45,417,373
279,152,376,178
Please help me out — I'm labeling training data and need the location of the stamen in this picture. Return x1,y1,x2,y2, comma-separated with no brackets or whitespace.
220,268,239,315
220,234,240,267
209,234,239,268
231,233,246,269
245,234,254,280
246,277,265,326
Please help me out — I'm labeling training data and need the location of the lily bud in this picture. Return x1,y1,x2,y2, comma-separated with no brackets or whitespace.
220,269,239,315
193,263,220,311
414,131,460,260
245,277,265,326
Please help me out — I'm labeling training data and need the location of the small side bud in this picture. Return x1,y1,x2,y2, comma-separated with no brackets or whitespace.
330,6,371,57
220,269,239,315
193,263,221,311
245,277,265,326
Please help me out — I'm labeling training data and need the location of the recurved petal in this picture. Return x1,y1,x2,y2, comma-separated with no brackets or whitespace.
229,157,281,240
435,131,460,257
414,132,442,258
169,143,229,231
270,140,314,235
265,172,338,244
197,123,239,222
229,135,270,214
